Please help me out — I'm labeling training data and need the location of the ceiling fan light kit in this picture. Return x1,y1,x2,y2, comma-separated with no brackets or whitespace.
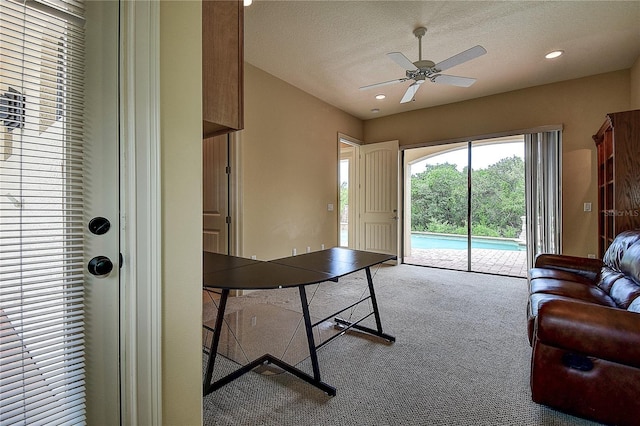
360,26,487,104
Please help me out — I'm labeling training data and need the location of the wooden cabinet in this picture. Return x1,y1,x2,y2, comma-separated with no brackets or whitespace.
202,0,243,138
593,110,640,257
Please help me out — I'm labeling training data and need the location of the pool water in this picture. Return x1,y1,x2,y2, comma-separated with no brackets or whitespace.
411,233,526,251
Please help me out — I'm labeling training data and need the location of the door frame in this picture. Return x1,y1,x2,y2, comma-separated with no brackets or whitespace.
338,133,361,248
118,1,163,424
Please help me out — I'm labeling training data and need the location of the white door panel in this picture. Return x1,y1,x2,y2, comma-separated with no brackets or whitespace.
203,135,229,254
84,1,121,423
359,140,399,259
0,0,121,423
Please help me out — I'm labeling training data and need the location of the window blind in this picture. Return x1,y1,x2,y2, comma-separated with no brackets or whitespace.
525,130,562,269
0,0,87,424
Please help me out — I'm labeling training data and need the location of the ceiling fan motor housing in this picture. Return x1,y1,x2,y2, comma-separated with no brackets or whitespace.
407,60,437,81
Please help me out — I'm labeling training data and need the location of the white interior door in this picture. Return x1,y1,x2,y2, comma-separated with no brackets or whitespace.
84,1,121,423
203,134,229,254
0,1,120,424
358,140,400,258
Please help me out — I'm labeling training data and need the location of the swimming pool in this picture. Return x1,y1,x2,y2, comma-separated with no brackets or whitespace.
411,233,526,251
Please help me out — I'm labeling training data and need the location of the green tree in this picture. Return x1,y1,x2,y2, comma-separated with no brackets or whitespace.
339,181,348,221
411,163,467,232
471,156,525,237
411,155,525,238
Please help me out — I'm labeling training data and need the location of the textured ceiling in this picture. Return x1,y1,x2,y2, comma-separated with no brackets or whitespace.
244,1,640,120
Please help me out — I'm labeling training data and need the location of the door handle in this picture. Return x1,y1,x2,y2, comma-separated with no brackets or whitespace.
88,256,114,277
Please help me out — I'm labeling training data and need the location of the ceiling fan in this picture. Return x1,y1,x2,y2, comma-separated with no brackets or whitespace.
360,27,487,103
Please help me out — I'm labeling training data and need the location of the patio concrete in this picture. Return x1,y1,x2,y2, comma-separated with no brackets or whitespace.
403,247,528,277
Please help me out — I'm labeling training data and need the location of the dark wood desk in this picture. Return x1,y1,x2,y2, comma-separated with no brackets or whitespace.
202,247,396,396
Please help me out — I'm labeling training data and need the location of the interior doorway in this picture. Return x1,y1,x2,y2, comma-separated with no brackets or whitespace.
404,136,527,277
338,136,400,259
339,141,357,247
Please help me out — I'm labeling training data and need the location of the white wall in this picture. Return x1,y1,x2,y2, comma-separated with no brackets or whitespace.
160,2,202,424
241,63,363,259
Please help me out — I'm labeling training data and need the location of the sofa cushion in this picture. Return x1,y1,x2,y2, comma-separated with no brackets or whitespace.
628,297,640,313
530,278,618,306
528,267,594,285
608,276,640,309
620,241,640,285
603,229,640,271
598,267,626,293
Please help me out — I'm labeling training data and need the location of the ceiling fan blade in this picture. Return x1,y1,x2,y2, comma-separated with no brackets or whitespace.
387,52,418,71
433,45,487,72
400,82,421,103
432,74,477,87
359,78,407,91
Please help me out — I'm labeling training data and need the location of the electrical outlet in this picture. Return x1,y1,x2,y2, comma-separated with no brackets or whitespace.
587,254,596,259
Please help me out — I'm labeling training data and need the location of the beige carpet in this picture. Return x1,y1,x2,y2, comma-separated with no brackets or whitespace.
203,264,600,426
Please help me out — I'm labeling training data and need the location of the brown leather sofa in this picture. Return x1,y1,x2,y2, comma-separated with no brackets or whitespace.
527,229,640,426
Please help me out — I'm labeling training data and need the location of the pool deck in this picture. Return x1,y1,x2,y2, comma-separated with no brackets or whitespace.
404,247,528,278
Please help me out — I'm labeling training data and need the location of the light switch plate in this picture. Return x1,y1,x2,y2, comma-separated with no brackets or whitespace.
584,202,592,212
327,203,334,211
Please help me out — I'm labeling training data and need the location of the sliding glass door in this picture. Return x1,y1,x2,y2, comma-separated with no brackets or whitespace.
469,140,526,275
408,142,469,271
406,136,527,277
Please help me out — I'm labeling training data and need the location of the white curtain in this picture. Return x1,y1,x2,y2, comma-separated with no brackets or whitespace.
525,130,562,269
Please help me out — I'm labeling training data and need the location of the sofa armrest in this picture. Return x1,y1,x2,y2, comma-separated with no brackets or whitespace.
535,299,640,368
534,254,603,281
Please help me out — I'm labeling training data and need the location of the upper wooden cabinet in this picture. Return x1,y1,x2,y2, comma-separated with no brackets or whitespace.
593,109,640,257
202,0,244,138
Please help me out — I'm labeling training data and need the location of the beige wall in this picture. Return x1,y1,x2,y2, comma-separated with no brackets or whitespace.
160,2,202,424
631,56,640,109
241,63,363,259
364,70,632,256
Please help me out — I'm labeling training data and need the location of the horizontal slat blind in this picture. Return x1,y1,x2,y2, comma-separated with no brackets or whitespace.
0,0,87,424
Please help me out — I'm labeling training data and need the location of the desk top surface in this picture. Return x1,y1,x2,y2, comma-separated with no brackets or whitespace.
203,247,395,290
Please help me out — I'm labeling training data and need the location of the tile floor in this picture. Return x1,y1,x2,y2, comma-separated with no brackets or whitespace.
403,247,528,277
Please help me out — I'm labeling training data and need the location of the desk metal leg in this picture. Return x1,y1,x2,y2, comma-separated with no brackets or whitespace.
294,286,337,395
366,266,384,335
334,266,396,342
298,286,321,380
203,287,336,396
203,288,229,395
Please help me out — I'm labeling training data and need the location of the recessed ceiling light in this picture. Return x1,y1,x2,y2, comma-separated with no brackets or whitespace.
545,50,564,59
375,94,386,100
244,0,252,6
371,108,380,113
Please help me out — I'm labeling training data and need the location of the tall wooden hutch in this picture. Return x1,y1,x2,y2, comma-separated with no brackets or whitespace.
593,110,640,257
